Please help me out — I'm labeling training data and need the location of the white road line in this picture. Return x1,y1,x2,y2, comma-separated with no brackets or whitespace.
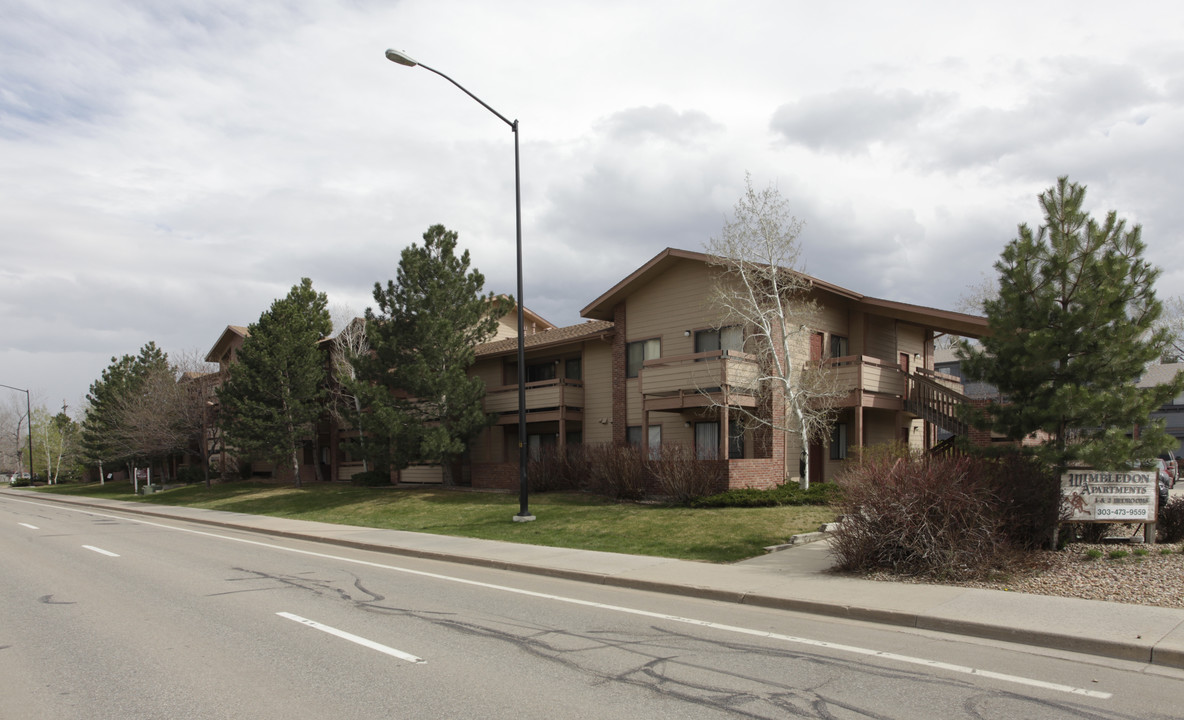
18,522,39,530
82,545,120,557
5,498,1111,700
277,612,425,664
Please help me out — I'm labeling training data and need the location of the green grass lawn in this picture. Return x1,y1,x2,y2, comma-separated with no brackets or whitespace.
31,481,835,563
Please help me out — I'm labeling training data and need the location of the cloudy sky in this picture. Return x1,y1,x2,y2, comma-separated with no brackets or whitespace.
3,0,1184,414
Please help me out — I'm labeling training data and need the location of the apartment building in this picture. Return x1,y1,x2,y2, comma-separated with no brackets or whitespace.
466,247,987,490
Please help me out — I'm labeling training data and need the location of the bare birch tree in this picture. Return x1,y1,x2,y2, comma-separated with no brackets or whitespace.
329,316,369,473
1158,296,1184,362
706,174,845,489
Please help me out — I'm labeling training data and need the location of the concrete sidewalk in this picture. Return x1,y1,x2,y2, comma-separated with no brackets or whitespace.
13,489,1184,670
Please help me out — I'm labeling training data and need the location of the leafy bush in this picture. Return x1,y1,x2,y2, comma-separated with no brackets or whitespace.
584,444,648,501
1157,496,1184,543
649,443,725,504
9,475,31,487
175,466,207,485
350,469,393,486
829,452,1060,579
1083,549,1103,560
690,481,840,508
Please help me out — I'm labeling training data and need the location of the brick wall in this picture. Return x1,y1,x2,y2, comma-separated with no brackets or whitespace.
470,462,519,491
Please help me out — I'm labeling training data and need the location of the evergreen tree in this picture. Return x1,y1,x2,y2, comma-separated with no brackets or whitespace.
82,342,170,472
353,225,505,483
958,177,1183,469
217,278,332,487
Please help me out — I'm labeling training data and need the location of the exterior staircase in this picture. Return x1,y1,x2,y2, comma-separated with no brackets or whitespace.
906,369,970,440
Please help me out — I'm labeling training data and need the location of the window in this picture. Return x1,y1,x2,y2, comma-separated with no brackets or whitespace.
648,425,662,458
565,357,582,381
528,433,557,460
626,338,660,378
694,326,744,355
830,423,848,460
626,426,643,446
728,421,744,459
829,334,849,359
526,361,557,383
695,422,719,460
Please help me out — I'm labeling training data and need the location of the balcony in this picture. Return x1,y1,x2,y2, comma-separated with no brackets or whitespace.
639,350,761,410
826,355,907,406
826,356,970,433
484,377,584,423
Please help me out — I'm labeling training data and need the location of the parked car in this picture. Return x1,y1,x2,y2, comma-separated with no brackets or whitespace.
1154,458,1171,509
1158,451,1179,489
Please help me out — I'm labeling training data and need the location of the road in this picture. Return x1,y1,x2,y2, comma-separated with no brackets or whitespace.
2,493,1182,719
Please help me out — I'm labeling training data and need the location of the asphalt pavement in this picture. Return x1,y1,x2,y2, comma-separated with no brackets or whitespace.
9,488,1184,670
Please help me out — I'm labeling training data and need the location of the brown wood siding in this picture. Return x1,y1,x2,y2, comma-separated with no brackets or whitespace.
583,341,614,445
864,314,897,363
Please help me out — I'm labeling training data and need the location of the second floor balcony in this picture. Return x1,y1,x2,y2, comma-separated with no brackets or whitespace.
639,350,761,409
484,377,585,421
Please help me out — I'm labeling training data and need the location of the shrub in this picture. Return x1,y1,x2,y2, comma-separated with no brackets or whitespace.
1083,549,1103,560
175,466,207,485
1157,496,1184,543
584,444,648,501
526,445,586,493
828,451,1059,580
350,469,393,486
1108,549,1129,560
690,481,840,508
649,443,725,503
9,475,31,488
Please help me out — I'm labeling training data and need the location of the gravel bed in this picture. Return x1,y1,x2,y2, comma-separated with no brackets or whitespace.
868,540,1184,609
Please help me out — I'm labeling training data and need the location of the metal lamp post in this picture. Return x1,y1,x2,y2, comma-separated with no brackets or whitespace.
385,48,534,522
1,383,35,483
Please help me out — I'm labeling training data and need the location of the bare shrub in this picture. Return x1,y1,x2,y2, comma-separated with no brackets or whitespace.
1158,496,1184,543
526,444,586,492
831,454,1012,579
584,444,648,501
649,443,726,503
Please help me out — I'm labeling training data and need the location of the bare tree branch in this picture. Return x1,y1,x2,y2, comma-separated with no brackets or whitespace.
705,174,846,489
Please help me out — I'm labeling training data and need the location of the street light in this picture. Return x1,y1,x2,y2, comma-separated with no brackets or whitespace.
0,383,35,483
385,48,534,522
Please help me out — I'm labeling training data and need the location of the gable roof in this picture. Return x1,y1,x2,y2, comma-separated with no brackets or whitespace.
580,247,988,338
204,325,250,363
475,320,614,358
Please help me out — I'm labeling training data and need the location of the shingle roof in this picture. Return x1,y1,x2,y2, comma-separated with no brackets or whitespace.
475,320,614,357
1138,363,1184,389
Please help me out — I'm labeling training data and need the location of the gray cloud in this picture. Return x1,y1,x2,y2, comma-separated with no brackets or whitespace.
770,89,945,153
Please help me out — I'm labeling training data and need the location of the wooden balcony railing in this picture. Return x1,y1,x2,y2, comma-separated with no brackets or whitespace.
824,355,907,398
484,377,584,414
639,350,760,397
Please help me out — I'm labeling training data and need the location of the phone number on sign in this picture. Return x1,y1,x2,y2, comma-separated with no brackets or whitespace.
1094,505,1152,520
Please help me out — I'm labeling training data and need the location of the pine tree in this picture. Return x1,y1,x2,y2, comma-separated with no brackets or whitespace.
353,225,505,483
82,342,170,472
217,278,332,487
959,177,1183,469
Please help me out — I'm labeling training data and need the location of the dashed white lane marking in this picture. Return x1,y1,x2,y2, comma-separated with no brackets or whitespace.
277,612,425,664
82,545,120,557
8,497,1111,700
19,522,39,530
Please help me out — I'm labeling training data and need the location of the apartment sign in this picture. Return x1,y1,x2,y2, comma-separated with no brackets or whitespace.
1061,470,1156,523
